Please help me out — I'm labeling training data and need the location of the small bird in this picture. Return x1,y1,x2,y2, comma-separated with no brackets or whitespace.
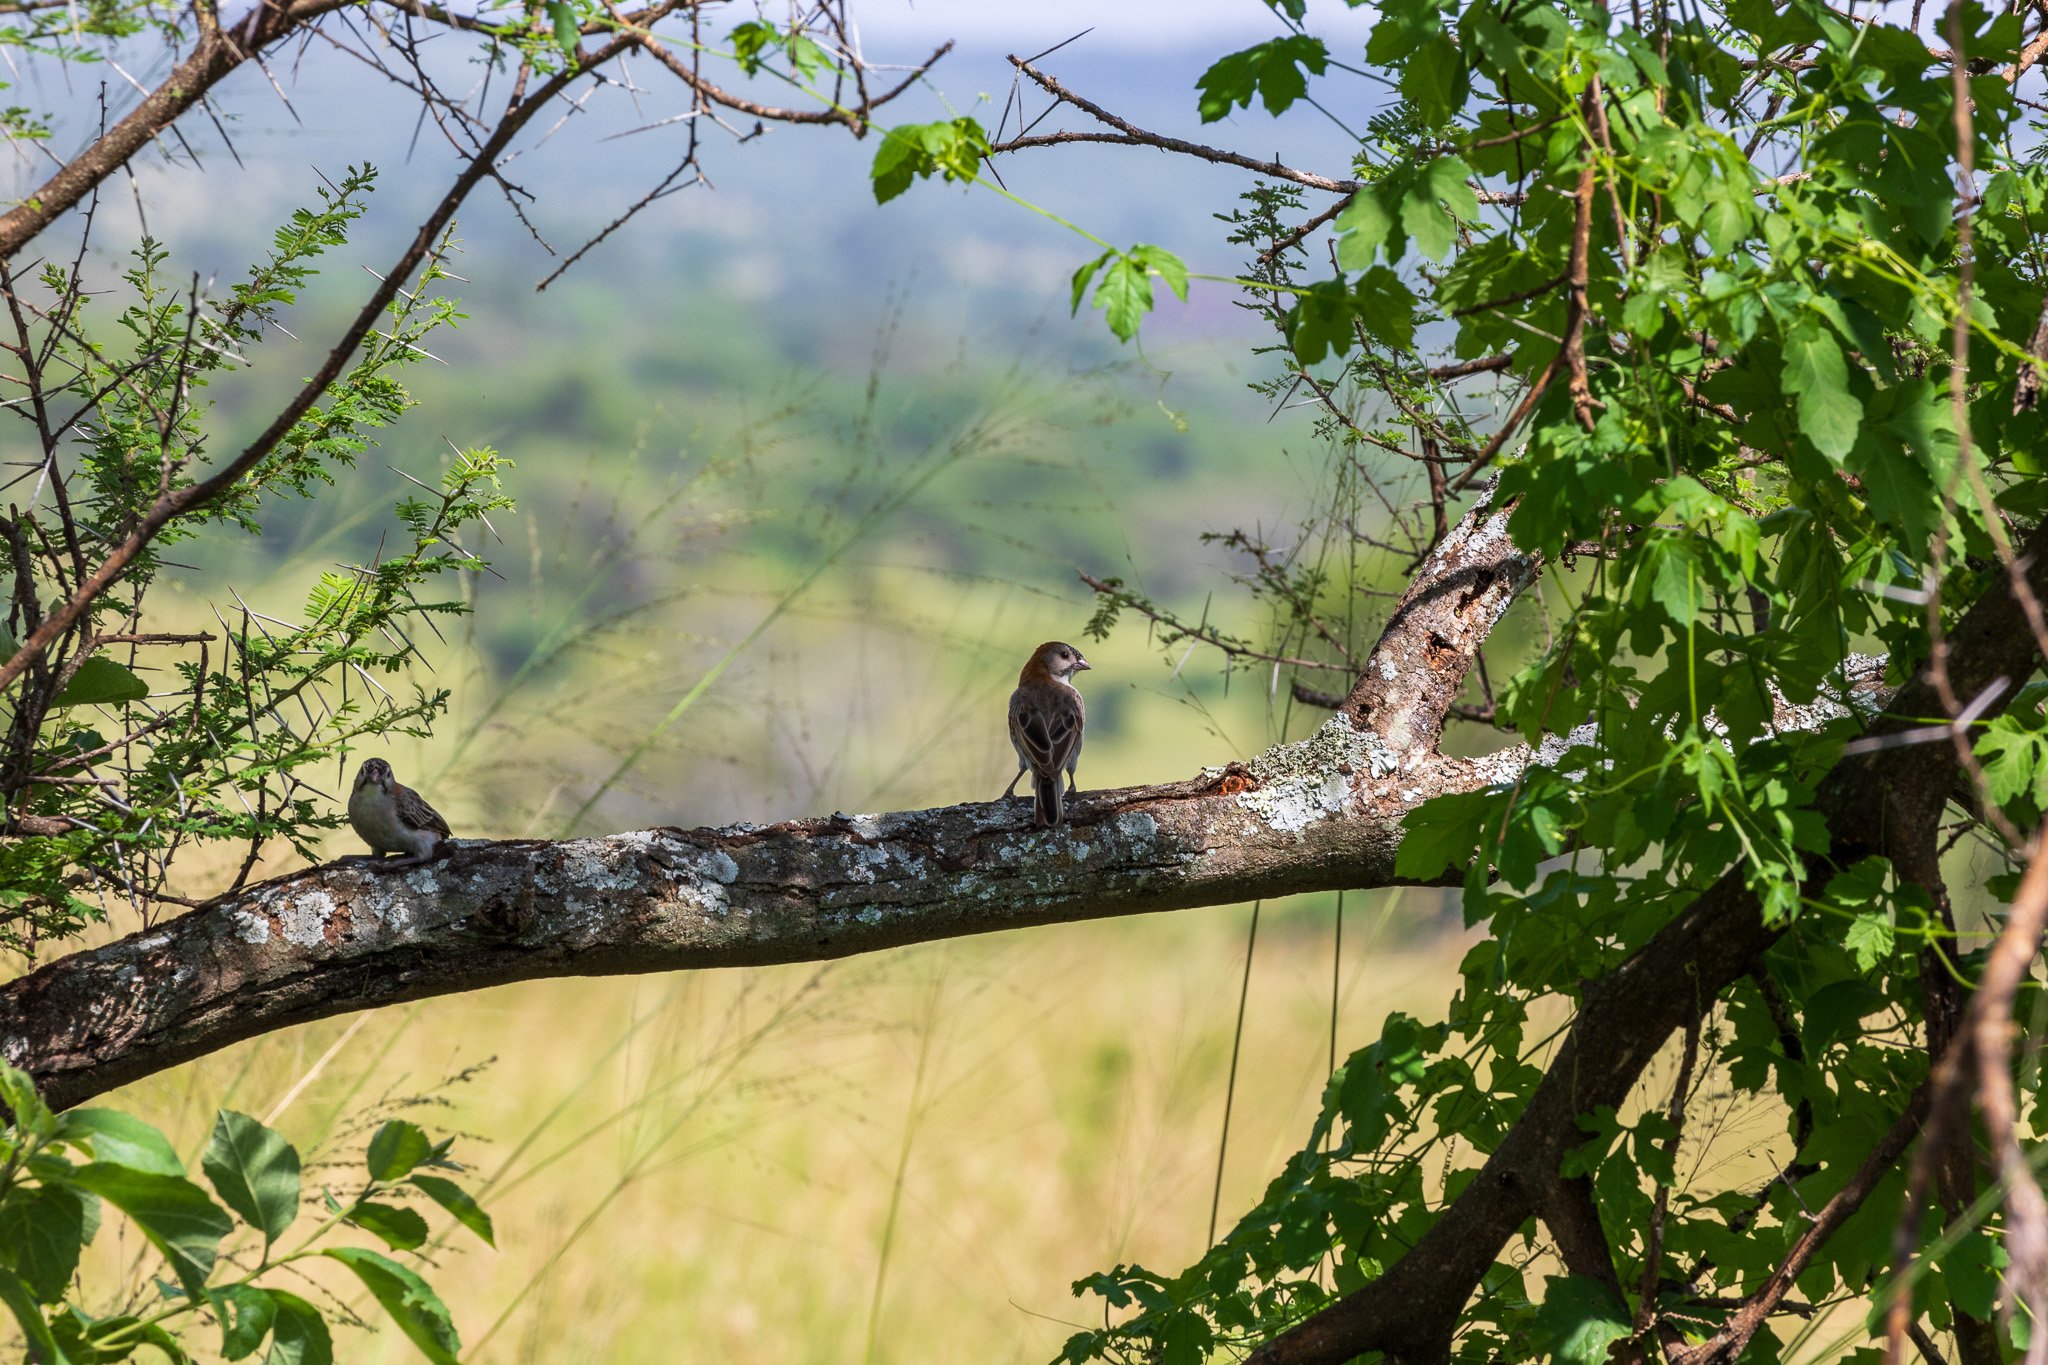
1004,640,1091,828
347,758,452,868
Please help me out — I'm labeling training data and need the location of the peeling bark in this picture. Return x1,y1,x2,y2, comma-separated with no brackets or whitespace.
1340,486,1536,760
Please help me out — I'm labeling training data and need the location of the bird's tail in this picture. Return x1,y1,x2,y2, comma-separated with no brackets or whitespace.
1033,772,1063,828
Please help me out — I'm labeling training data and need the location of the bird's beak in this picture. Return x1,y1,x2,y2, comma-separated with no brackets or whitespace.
1074,657,1093,672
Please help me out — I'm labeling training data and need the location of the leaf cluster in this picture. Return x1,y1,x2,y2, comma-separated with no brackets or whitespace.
0,1064,493,1365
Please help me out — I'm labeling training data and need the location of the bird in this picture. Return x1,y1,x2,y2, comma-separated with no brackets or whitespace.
346,758,452,868
1003,640,1091,828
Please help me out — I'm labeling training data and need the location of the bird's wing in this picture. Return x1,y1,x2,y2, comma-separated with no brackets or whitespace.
396,784,453,838
1012,684,1083,776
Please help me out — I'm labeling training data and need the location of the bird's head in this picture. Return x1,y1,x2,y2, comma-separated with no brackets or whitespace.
1030,641,1092,682
354,758,397,795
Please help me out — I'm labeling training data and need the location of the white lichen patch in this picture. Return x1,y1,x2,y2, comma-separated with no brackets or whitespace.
845,813,883,841
228,906,272,946
278,890,337,950
563,845,629,889
1237,718,1396,833
675,878,734,920
839,840,902,885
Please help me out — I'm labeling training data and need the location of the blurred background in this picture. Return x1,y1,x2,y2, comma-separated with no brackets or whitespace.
6,3,1484,1359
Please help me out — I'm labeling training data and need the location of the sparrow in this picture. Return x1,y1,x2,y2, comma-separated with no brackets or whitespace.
346,758,452,868
1003,640,1091,828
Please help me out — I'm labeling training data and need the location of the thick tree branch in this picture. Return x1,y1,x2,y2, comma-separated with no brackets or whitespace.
0,0,351,260
1,495,1540,1107
3,749,1452,1111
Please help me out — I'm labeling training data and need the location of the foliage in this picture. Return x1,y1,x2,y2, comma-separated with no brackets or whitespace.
0,1062,493,1364
887,0,2048,1357
0,169,510,952
1,104,507,1365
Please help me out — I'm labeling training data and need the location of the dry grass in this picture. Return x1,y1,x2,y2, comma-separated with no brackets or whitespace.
91,897,1464,1362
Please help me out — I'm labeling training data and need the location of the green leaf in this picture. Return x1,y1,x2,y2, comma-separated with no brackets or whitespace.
346,1200,430,1251
202,1111,301,1247
54,1109,183,1176
869,118,990,204
1402,181,1457,261
1129,245,1189,303
0,1264,70,1365
263,1290,333,1365
784,32,832,82
1976,722,2047,808
1334,189,1394,270
1780,318,1862,461
1195,36,1329,121
1401,33,1466,127
54,1308,188,1363
1396,790,1498,880
0,1183,88,1300
1843,912,1895,973
49,657,147,709
365,1120,433,1183
1080,249,1185,343
214,1284,276,1361
323,1248,460,1365
68,1164,232,1301
1532,1275,1631,1365
1637,536,1701,629
728,20,773,74
1285,279,1357,365
409,1175,495,1248
1353,266,1418,351
0,1063,53,1139
544,0,578,56
1940,1228,2005,1321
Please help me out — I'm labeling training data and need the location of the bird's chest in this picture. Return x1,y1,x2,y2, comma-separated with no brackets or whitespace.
348,787,416,854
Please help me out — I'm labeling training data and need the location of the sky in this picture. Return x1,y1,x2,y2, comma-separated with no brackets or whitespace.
855,0,1376,52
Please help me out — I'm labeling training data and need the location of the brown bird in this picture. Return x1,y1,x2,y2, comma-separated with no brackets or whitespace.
1003,640,1091,828
347,758,452,868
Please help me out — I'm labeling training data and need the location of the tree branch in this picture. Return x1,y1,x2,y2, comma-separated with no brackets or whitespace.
0,0,362,260
0,23,644,698
1000,56,1521,205
1672,1086,1930,1364
1338,484,1537,763
1,750,1463,1111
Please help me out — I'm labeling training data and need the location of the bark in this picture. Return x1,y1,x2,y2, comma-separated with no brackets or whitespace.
2,755,1454,1111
